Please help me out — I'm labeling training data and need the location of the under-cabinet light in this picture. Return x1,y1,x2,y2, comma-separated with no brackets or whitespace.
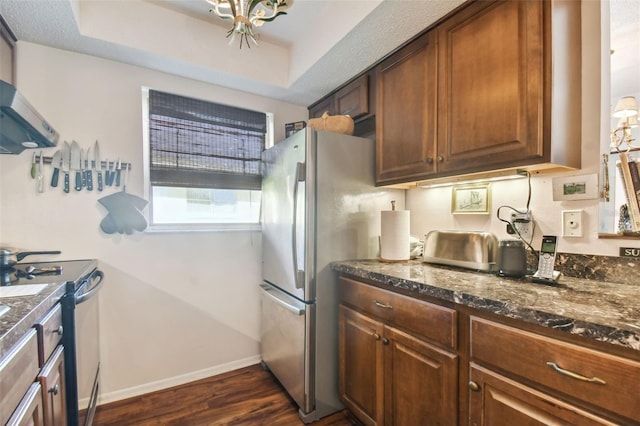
419,169,529,188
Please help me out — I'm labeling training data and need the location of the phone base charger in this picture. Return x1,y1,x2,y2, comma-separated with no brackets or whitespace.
531,270,561,286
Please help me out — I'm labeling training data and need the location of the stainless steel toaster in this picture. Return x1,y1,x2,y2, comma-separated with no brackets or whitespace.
422,230,499,272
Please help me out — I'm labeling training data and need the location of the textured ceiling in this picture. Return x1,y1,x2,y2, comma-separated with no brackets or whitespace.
0,0,465,106
2,1,634,107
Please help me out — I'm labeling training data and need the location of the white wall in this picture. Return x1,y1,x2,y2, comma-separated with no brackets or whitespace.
0,42,308,403
408,0,640,257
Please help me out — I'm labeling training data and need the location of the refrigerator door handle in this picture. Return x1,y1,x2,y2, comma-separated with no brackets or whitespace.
260,283,305,315
292,161,306,289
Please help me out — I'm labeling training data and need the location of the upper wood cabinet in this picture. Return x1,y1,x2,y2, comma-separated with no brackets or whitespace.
309,74,372,121
0,15,16,85
436,0,546,174
375,31,438,184
374,0,581,186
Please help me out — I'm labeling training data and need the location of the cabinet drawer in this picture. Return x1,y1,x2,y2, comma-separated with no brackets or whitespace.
470,316,640,422
6,382,44,426
35,304,63,367
0,329,39,424
339,277,456,349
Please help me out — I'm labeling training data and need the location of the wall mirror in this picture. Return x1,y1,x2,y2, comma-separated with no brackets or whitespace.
599,0,640,238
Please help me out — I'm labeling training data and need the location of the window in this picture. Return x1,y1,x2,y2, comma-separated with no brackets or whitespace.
143,88,272,231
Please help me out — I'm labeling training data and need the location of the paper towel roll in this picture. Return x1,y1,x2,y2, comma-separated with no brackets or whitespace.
380,209,410,261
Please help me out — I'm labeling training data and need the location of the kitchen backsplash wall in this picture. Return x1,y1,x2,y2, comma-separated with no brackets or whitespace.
545,252,639,285
407,176,640,287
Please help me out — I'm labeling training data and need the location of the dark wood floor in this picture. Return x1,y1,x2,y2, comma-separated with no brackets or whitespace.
93,364,360,425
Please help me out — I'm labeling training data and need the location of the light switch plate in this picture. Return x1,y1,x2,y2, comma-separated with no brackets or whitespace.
562,210,584,237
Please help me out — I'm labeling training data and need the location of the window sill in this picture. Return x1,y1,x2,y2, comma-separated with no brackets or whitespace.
145,223,261,233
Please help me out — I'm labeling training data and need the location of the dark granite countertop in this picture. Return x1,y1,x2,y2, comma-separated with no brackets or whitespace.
0,281,67,359
332,259,640,353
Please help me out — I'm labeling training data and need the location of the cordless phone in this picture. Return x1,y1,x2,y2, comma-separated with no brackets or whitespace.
532,235,561,285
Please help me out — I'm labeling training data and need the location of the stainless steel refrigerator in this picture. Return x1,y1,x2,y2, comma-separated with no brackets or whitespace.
260,128,403,423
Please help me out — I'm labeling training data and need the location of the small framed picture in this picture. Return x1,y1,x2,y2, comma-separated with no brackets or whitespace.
451,184,491,214
552,173,599,201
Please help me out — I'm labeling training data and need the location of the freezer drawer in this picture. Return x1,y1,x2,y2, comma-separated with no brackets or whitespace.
260,283,314,414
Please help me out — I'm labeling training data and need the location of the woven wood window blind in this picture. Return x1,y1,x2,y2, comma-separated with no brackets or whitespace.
149,90,266,191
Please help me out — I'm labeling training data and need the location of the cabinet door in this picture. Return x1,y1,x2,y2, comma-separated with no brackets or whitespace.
339,305,384,426
309,96,336,119
376,30,438,185
384,326,458,426
437,0,545,174
469,364,616,426
335,75,369,120
37,346,66,426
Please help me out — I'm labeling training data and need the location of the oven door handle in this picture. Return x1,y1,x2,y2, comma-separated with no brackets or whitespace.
75,270,104,304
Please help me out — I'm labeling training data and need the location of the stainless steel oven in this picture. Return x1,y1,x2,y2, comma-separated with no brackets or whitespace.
61,262,104,426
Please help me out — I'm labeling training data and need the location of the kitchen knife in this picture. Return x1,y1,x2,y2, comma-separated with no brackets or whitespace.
80,148,86,188
95,141,103,192
104,158,111,186
71,141,82,191
61,141,71,193
37,151,44,193
86,147,93,191
115,159,121,187
50,150,61,187
106,159,115,186
30,152,36,179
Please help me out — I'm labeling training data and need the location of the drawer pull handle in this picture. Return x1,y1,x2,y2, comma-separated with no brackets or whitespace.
546,362,606,385
373,300,393,309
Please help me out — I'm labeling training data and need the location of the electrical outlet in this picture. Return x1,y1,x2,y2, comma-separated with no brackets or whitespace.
511,209,532,223
562,210,584,237
513,220,532,238
510,209,533,238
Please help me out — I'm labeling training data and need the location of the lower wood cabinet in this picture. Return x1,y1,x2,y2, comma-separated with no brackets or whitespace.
339,275,640,425
6,382,45,426
0,329,41,424
383,325,458,425
469,316,640,425
338,277,459,425
38,345,66,426
339,305,383,425
468,364,614,426
1,303,66,426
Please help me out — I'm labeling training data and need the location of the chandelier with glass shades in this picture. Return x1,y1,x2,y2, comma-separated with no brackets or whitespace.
206,0,293,48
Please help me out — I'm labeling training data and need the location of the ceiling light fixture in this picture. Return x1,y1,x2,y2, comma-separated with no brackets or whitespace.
206,0,293,49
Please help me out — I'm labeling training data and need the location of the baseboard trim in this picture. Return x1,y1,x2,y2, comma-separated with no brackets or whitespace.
97,355,263,405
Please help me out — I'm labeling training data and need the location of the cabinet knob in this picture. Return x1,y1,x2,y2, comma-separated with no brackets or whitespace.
437,155,444,163
426,157,434,164
48,384,60,395
373,332,381,341
54,325,63,336
382,337,390,345
468,381,480,392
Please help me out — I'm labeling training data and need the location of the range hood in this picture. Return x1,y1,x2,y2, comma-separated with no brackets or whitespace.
0,80,59,154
